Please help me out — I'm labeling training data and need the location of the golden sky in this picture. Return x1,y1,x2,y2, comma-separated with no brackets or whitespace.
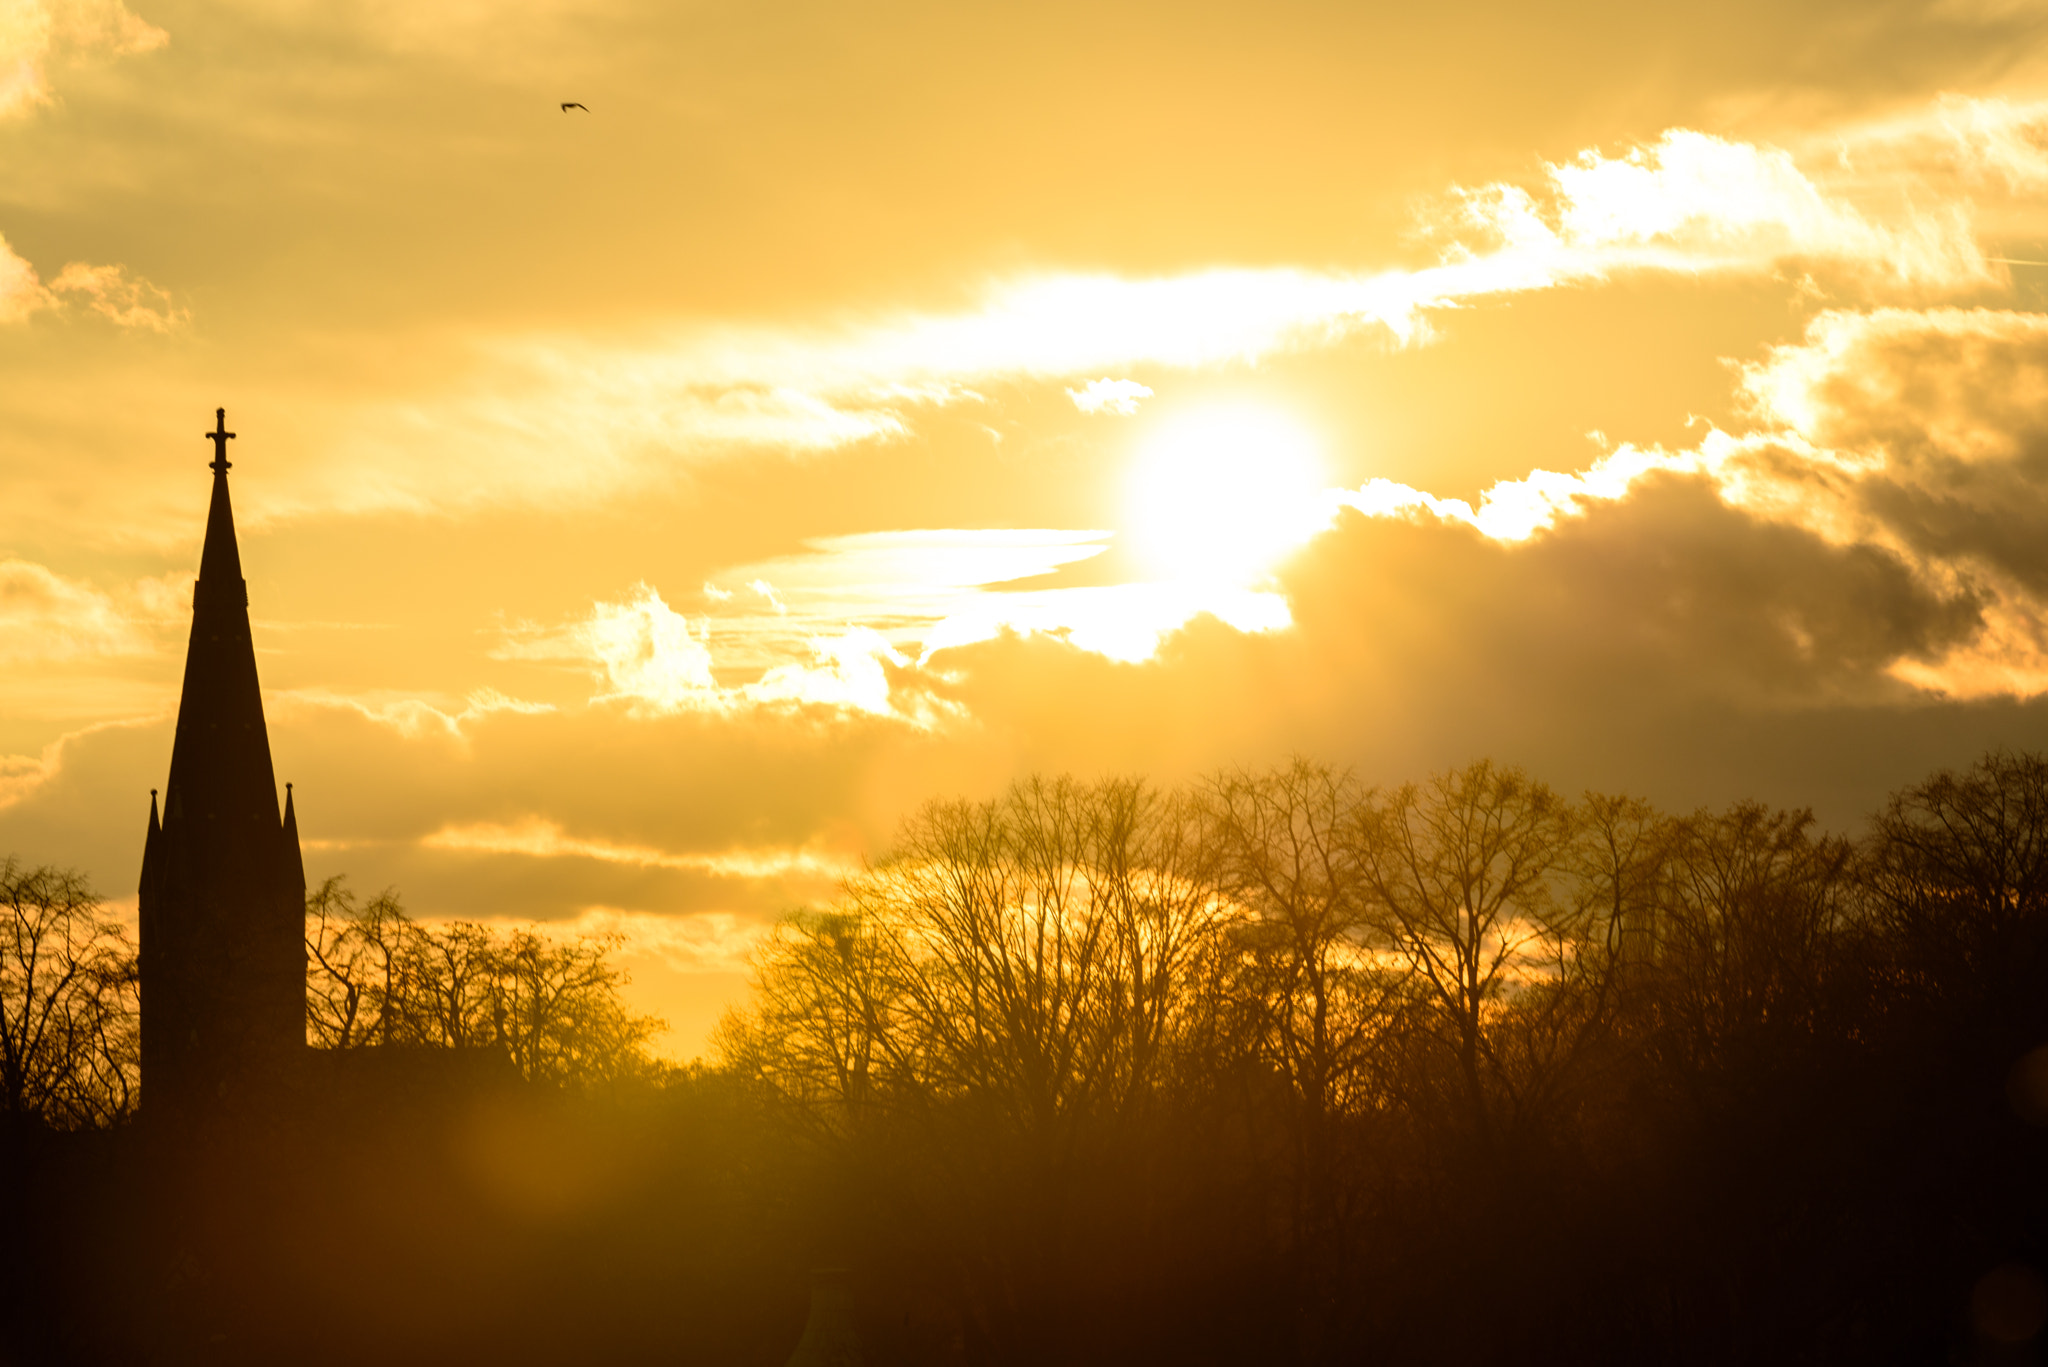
9,0,2048,1053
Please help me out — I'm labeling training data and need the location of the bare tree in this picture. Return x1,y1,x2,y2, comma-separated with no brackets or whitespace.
767,776,1237,1132
1352,760,1575,1150
1488,791,1667,1116
723,775,1243,1353
0,859,138,1128
306,878,663,1086
1201,760,1413,1327
496,927,662,1086
1650,803,1852,1079
305,876,413,1048
716,907,899,1131
1205,760,1407,1124
1862,749,2048,1022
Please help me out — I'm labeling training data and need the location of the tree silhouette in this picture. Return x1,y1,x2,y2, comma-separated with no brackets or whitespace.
0,859,137,1128
1202,758,1411,1320
1863,749,2048,1042
1351,760,1576,1152
305,877,663,1086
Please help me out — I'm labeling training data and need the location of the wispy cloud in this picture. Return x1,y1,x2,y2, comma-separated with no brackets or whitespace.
697,528,1115,664
0,558,182,664
565,907,768,977
698,530,1249,666
1818,93,2048,196
248,103,2016,525
0,0,165,119
500,529,1306,722
45,262,187,331
0,0,183,333
1068,377,1154,414
273,686,555,742
498,533,1119,715
0,234,186,330
498,582,959,725
420,817,857,881
1463,128,1993,293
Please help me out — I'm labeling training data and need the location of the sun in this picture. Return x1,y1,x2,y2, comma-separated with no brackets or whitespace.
1122,404,1331,587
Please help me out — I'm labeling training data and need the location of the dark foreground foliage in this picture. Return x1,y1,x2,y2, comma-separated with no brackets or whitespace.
7,751,2048,1366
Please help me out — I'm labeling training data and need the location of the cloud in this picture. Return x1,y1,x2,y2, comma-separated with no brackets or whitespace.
758,299,2048,748
662,145,1989,403
0,558,174,664
1738,307,2048,468
698,528,1115,663
0,235,43,322
509,533,1296,709
1235,298,2048,708
568,585,718,711
1457,128,1994,294
0,715,159,812
914,581,1292,664
1726,307,2048,694
0,0,165,119
0,562,184,726
500,582,958,725
210,101,2019,528
559,907,767,976
923,473,1990,824
419,817,856,881
1921,95,2048,193
0,738,62,811
273,687,555,742
0,233,185,329
1821,94,2048,197
45,262,187,331
742,626,919,718
1068,377,1154,414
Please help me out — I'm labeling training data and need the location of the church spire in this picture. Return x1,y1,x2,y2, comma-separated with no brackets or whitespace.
140,409,306,1124
281,782,306,903
165,408,272,831
196,409,245,607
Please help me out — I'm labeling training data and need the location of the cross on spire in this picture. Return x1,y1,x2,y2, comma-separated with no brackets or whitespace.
206,408,235,472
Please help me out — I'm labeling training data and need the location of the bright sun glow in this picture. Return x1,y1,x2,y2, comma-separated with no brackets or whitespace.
1124,404,1332,586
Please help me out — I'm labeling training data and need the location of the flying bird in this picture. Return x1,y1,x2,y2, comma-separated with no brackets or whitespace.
561,102,588,112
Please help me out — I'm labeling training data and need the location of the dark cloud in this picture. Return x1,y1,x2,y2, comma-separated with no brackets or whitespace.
1749,309,2048,595
931,472,2003,822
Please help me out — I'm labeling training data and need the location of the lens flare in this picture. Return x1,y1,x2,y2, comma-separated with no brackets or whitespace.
1123,404,1331,586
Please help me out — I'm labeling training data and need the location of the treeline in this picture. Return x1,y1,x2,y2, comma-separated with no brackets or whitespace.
715,754,2048,1364
5,753,2048,1365
0,871,661,1130
304,878,663,1086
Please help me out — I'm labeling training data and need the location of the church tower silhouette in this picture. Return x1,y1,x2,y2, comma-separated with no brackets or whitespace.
139,410,306,1120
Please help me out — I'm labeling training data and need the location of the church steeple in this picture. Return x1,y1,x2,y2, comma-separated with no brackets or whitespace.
139,410,306,1123
196,409,245,597
281,783,305,899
